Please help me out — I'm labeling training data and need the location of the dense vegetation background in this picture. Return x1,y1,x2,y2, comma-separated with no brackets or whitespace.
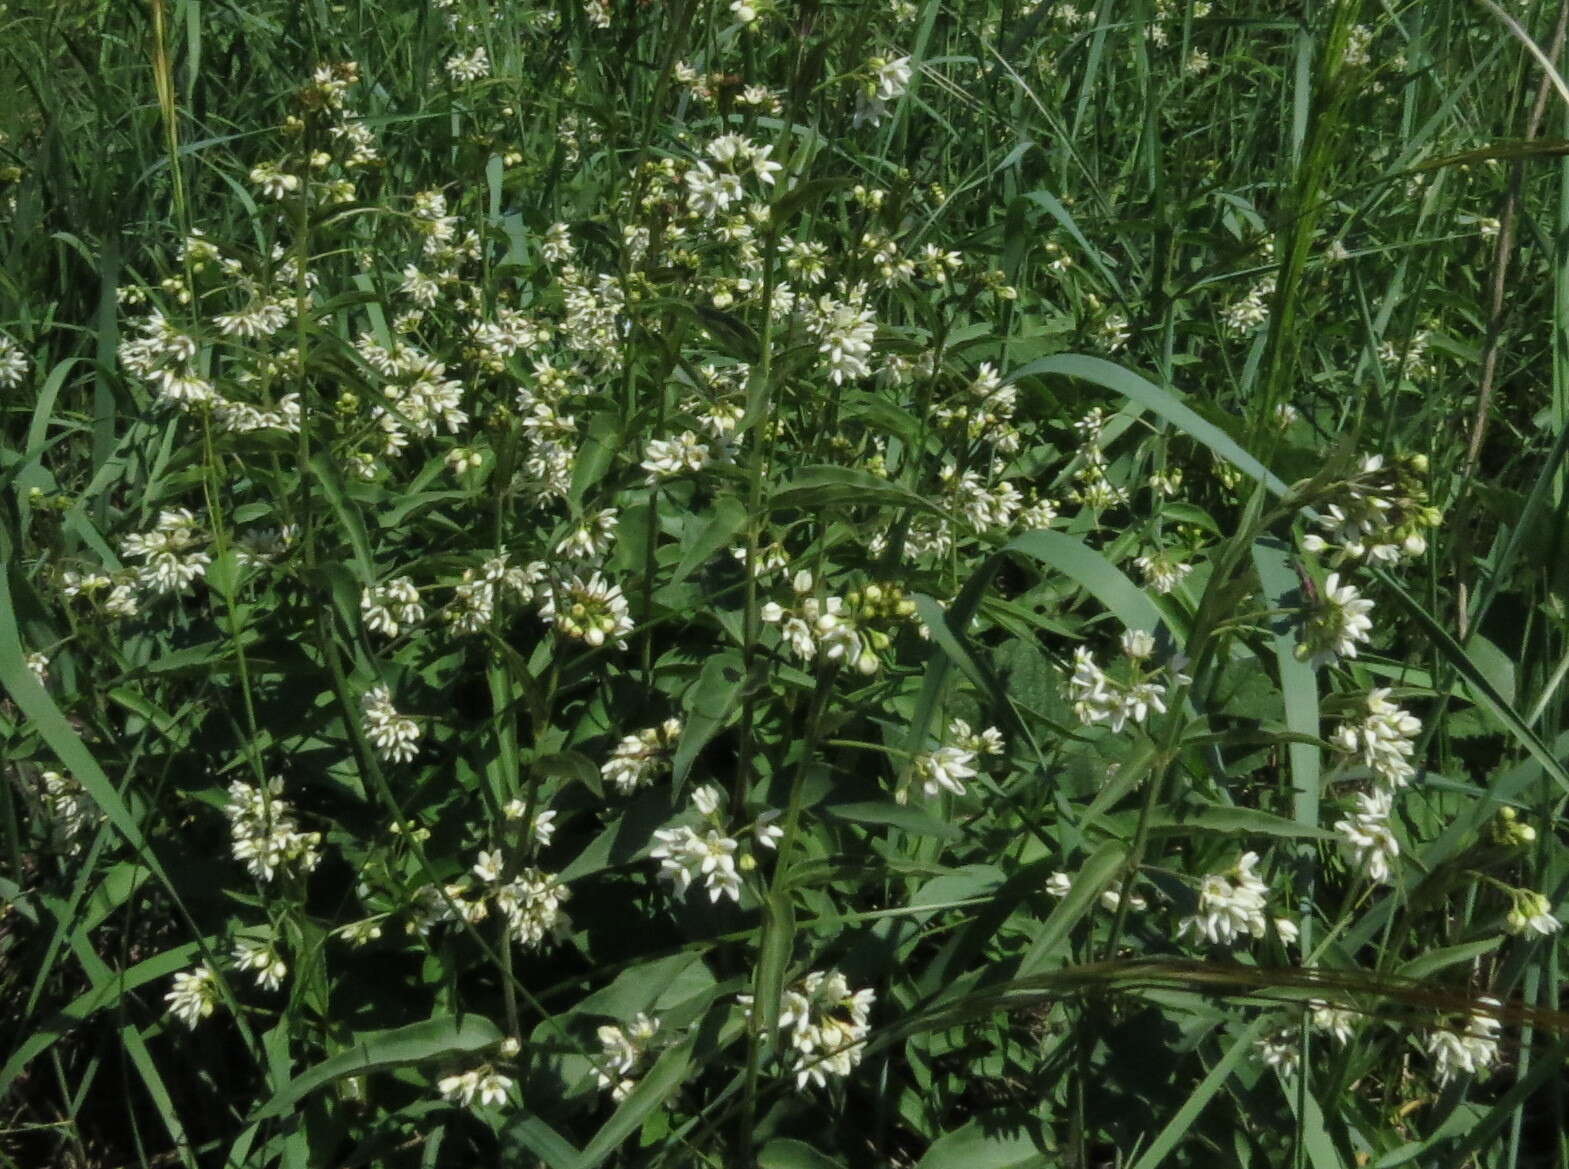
5,0,1569,1166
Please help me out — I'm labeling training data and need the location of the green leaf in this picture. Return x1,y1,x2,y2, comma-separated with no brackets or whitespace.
672,495,748,585
1376,568,1569,799
915,1119,1052,1169
1015,839,1127,977
1127,1018,1270,1169
309,451,375,583
759,1139,848,1169
250,1016,502,1121
822,800,961,839
570,1040,692,1169
772,465,945,517
1008,355,1290,496
672,651,749,791
1395,937,1501,982
1144,805,1333,841
1003,529,1164,634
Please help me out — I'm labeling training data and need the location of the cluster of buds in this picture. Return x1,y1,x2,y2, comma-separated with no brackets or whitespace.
1488,806,1537,847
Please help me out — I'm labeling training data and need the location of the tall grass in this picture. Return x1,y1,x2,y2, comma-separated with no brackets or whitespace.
4,1,1569,1167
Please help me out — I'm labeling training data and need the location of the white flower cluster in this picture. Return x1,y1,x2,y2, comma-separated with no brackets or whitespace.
59,569,141,619
361,685,421,763
438,1066,513,1109
1221,275,1274,335
642,431,714,483
118,310,210,407
446,554,547,635
1296,572,1374,669
773,970,876,1088
899,719,1002,804
602,717,683,795
1331,688,1421,789
1253,1031,1298,1077
0,331,29,389
1066,632,1186,733
934,362,1021,452
854,55,913,127
444,46,490,83
1133,548,1193,595
1178,852,1295,947
803,285,877,385
1505,889,1562,938
1333,790,1400,885
762,571,888,676
1301,454,1441,566
555,507,619,562
940,464,1024,533
651,788,743,905
494,868,572,949
1424,1001,1502,1085
1310,1000,1358,1046
684,133,779,219
224,779,322,883
361,576,425,637
595,1012,661,1101
119,508,211,596
38,770,96,848
361,336,469,451
231,935,288,991
165,964,220,1028
538,572,634,649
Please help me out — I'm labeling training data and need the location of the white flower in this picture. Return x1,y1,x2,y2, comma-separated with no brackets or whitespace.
249,161,299,199
361,576,425,637
602,718,682,794
472,850,505,883
907,744,978,801
642,432,712,482
0,332,30,389
360,685,422,763
1298,573,1374,668
1178,852,1273,945
753,809,784,849
1424,1001,1502,1085
650,826,742,903
1506,890,1561,938
1310,1000,1357,1046
225,778,322,882
538,573,634,649
1255,1031,1299,1077
769,970,876,1089
165,964,220,1027
231,936,288,991
870,55,912,101
1334,789,1399,885
444,46,491,83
